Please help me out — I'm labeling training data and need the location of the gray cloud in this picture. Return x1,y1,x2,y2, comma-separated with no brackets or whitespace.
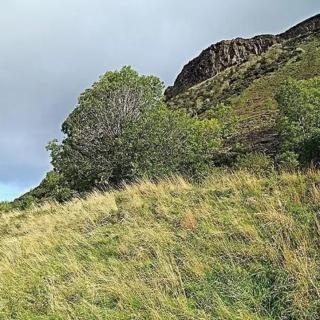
0,0,319,200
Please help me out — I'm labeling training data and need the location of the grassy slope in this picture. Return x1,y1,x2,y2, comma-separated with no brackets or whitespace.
167,34,320,153
0,171,319,319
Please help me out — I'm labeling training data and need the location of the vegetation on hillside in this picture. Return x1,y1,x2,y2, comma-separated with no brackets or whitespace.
3,73,320,210
11,67,234,208
276,77,320,168
1,17,320,320
167,34,320,154
0,171,319,319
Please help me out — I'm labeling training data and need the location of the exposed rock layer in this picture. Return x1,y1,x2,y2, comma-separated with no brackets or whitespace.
165,14,320,99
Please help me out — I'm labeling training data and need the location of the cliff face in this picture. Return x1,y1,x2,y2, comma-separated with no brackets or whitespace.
165,14,320,99
280,14,320,39
165,36,279,99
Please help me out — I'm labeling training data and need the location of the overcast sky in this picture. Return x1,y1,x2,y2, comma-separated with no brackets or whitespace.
0,0,319,200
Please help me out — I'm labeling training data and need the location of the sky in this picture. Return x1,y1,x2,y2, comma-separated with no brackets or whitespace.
0,0,319,201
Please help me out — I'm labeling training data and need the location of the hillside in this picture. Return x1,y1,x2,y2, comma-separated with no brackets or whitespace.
0,171,319,319
2,14,320,210
165,15,320,154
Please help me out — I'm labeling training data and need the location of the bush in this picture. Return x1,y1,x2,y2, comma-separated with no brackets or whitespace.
118,105,223,181
12,194,34,210
276,151,300,172
0,201,15,213
276,77,320,167
11,172,77,208
206,103,238,139
29,171,77,203
235,153,274,175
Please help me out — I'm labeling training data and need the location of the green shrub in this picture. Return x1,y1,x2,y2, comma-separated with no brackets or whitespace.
30,171,77,203
206,103,239,139
118,105,223,181
0,202,15,213
276,151,300,172
47,66,230,194
276,77,320,167
11,172,77,209
235,153,274,175
13,194,34,210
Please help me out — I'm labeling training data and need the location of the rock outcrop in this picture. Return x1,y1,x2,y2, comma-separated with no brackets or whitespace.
165,36,279,99
280,14,320,39
165,14,320,99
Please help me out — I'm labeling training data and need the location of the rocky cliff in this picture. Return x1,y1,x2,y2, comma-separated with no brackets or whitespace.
280,14,320,39
165,14,320,99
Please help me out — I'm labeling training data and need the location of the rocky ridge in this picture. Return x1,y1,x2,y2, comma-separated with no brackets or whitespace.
165,14,320,99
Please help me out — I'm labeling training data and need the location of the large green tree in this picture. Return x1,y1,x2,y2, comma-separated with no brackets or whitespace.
48,66,164,192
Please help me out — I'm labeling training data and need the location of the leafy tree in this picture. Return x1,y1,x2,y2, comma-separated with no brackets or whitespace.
48,66,164,192
276,77,320,167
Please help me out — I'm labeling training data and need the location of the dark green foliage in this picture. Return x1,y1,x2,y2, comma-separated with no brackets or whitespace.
0,201,15,213
48,66,164,192
276,77,320,167
12,194,34,210
275,151,300,171
118,105,223,181
235,153,275,175
48,67,233,194
26,171,77,203
8,172,77,211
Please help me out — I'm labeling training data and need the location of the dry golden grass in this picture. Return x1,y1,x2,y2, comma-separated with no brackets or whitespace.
0,171,319,319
